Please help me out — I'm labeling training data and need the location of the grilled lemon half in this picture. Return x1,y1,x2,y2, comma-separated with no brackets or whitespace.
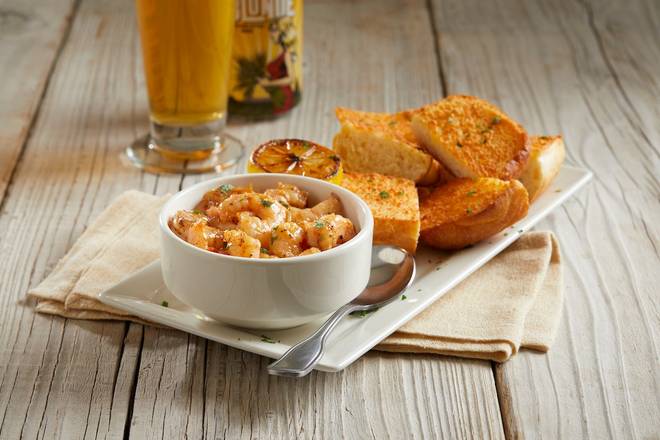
247,139,343,184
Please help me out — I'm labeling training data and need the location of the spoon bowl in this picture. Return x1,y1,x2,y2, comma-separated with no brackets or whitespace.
267,246,416,377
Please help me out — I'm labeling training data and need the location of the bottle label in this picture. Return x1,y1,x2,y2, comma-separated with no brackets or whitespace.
229,0,303,116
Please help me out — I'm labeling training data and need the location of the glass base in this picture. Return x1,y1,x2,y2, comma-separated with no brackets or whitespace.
124,132,245,174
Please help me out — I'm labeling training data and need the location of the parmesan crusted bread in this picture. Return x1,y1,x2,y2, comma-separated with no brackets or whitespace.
341,172,420,253
411,95,530,180
420,178,529,250
333,107,452,185
519,135,565,203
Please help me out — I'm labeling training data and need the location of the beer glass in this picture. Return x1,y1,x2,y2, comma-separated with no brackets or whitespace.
126,0,243,174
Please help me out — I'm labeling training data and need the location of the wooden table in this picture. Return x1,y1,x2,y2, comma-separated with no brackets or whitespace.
1,0,658,438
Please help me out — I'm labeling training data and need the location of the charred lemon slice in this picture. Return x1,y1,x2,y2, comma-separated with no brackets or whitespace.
248,139,343,184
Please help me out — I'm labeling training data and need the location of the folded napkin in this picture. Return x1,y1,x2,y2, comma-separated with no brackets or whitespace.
28,191,563,362
377,232,562,361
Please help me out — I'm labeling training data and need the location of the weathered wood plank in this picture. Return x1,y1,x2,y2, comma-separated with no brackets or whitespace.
0,0,78,203
429,0,660,438
128,0,505,438
0,0,169,437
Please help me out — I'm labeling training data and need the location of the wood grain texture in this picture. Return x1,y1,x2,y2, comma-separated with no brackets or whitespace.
0,0,78,204
131,344,503,440
0,0,166,437
0,0,505,438
127,0,504,439
429,0,660,438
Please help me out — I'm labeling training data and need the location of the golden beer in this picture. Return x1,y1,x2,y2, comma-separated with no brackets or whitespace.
129,0,243,172
136,0,234,126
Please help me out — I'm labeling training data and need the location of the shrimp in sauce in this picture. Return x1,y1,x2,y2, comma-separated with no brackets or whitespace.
170,183,357,258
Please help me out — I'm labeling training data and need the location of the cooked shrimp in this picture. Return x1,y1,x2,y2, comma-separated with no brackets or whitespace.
169,210,206,238
270,222,305,257
194,184,253,211
299,247,321,256
260,249,279,258
310,194,343,217
304,214,356,251
287,194,343,223
184,220,224,251
208,193,286,226
222,229,261,258
237,212,271,247
170,182,357,259
287,206,316,223
264,183,308,208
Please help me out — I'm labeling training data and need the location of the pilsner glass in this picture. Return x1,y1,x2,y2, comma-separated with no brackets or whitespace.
126,0,243,174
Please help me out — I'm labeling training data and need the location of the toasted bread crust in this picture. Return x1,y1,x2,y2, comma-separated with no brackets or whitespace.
333,107,451,185
341,172,420,253
519,135,565,203
420,178,529,249
411,95,530,180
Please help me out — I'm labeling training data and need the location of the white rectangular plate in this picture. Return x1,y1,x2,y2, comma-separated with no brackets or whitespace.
99,165,591,372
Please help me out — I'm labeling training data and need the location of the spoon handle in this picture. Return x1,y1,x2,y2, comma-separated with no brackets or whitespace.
267,303,356,377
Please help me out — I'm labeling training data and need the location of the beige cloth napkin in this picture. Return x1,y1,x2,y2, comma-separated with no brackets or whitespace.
28,191,563,362
377,232,563,361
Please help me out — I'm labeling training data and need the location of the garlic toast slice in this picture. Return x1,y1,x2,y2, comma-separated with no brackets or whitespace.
519,135,565,202
420,177,529,250
341,172,420,253
411,95,530,180
333,107,452,185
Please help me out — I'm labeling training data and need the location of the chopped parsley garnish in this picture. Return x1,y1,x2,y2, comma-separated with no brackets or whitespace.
350,308,379,318
466,190,477,197
379,191,390,199
401,295,407,301
504,232,509,236
161,300,169,307
260,335,277,344
218,184,234,193
491,116,502,125
466,208,473,214
388,120,397,126
314,220,325,229
261,247,269,254
397,191,404,196
260,198,273,207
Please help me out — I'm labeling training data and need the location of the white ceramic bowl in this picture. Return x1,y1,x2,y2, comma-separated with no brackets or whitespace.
159,173,374,329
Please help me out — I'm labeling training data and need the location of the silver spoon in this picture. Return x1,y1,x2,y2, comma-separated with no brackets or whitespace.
267,246,416,377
